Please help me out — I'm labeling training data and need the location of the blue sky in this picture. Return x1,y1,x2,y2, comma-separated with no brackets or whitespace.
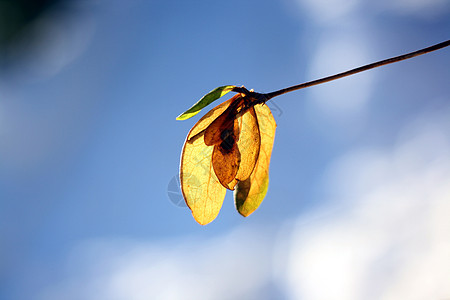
1,0,449,299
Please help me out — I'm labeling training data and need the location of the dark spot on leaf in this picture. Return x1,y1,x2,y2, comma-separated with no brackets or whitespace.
220,128,235,152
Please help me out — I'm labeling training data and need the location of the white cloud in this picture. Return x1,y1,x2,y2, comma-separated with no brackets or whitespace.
307,31,374,120
374,0,450,18
293,0,361,24
40,230,275,300
290,0,450,23
39,109,450,300
284,110,450,299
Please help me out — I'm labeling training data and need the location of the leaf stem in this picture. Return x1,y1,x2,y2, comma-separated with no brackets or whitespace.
265,39,450,101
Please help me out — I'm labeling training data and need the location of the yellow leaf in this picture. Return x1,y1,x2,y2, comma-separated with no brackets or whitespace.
180,99,233,225
204,97,261,191
185,98,234,143
180,93,276,224
235,106,261,183
234,103,277,217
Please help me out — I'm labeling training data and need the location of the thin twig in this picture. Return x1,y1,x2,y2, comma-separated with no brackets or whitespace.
264,39,450,101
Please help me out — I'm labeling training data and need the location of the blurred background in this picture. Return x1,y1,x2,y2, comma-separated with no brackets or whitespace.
1,0,449,299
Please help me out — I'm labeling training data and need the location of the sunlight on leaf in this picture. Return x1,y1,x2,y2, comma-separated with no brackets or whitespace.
177,40,450,223
235,107,261,182
234,103,276,217
204,94,242,146
204,94,244,190
176,85,235,120
180,99,232,225
180,90,277,224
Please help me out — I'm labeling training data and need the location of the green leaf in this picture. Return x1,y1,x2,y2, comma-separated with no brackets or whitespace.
176,85,235,120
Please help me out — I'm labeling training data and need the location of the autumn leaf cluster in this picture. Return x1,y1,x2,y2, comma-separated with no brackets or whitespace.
178,87,276,225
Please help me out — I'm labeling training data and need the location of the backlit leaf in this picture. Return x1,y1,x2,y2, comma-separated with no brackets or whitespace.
203,97,261,191
180,99,232,225
180,91,276,224
211,137,240,190
204,94,242,146
234,103,277,217
235,106,260,182
176,85,235,120
204,95,243,190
